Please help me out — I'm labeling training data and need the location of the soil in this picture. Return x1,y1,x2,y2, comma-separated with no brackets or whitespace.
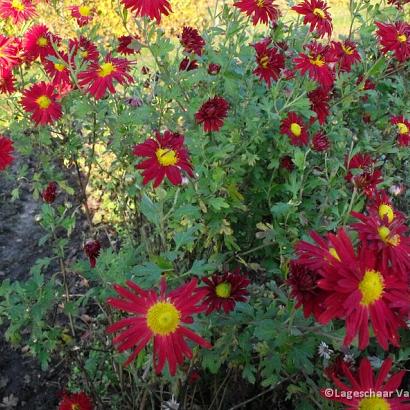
0,159,63,410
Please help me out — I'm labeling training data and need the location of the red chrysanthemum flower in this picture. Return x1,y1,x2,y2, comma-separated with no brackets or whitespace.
180,26,205,56
0,68,16,94
0,0,37,24
77,55,134,100
68,37,99,64
287,260,327,321
106,277,212,375
0,35,19,68
195,96,229,133
42,181,58,203
295,228,353,273
21,81,62,126
179,57,198,71
312,132,330,152
391,115,410,147
43,51,71,87
318,244,409,350
292,0,332,38
117,35,141,55
308,88,330,125
133,130,194,188
345,153,383,196
120,0,171,23
252,38,285,86
294,41,334,90
58,391,93,410
280,155,294,171
0,136,14,171
351,210,410,280
84,239,101,268
322,357,410,409
280,112,309,146
331,40,361,72
367,190,405,225
388,0,410,8
202,271,250,315
208,63,220,75
23,24,59,61
233,0,280,26
68,5,94,27
375,21,410,62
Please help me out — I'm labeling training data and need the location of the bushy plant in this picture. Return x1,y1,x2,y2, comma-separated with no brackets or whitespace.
0,0,409,408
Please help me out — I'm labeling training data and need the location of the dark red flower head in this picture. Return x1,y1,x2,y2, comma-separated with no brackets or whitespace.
42,182,58,203
233,0,280,26
292,0,333,38
84,239,101,268
179,57,198,71
280,155,294,171
287,260,326,321
331,40,361,72
252,38,285,86
180,26,205,56
195,96,229,133
345,153,383,196
0,67,16,94
321,357,410,409
391,115,410,147
23,24,60,61
0,136,14,171
58,391,93,410
0,0,37,24
117,35,141,55
202,271,250,315
375,21,410,62
293,41,334,91
68,5,94,27
77,55,134,100
133,130,194,188
0,35,20,68
280,112,309,146
312,132,330,152
308,87,330,125
43,51,71,87
208,63,221,75
120,0,171,23
21,81,63,126
68,37,99,64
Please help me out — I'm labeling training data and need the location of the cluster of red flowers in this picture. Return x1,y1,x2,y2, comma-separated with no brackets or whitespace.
58,391,93,410
0,135,14,171
288,189,410,351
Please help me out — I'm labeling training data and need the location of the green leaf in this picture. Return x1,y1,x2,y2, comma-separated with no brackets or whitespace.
140,194,160,226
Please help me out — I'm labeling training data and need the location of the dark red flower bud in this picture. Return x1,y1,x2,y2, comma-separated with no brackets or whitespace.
208,63,221,75
84,239,101,268
312,132,330,152
141,66,150,75
42,181,58,203
280,155,294,171
179,57,198,71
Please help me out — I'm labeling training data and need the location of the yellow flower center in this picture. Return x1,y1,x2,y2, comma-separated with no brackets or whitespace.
328,247,341,262
80,50,88,58
309,55,325,67
378,204,394,223
290,123,302,137
78,5,91,16
358,397,390,410
54,62,65,72
215,282,232,298
378,226,400,246
397,122,409,135
155,148,178,166
146,301,181,336
36,95,51,109
37,36,48,47
313,8,325,18
358,269,384,306
256,0,264,7
97,62,115,78
342,44,354,55
260,55,269,69
71,404,81,410
397,34,407,43
11,0,25,11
